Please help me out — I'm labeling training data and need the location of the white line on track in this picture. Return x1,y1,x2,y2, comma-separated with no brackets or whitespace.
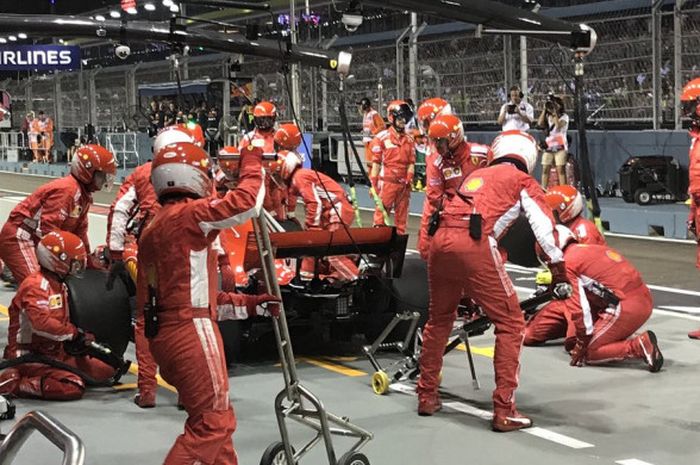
615,459,656,465
605,231,694,245
389,382,595,449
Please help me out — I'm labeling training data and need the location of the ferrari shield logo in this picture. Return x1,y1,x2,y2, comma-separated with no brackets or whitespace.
463,177,484,192
69,205,83,218
442,166,462,180
48,294,63,309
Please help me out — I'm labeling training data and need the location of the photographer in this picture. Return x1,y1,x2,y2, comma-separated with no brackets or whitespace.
537,94,569,187
497,86,534,131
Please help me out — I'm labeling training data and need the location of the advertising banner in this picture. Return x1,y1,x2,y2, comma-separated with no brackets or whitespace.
0,45,81,71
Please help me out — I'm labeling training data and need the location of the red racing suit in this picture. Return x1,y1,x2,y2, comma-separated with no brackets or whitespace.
524,216,606,347
239,129,287,219
417,163,564,416
561,244,653,364
2,271,114,400
363,109,385,169
370,127,415,234
417,142,490,260
0,175,92,284
288,168,354,231
106,162,158,259
287,168,357,279
687,130,700,268
136,152,264,465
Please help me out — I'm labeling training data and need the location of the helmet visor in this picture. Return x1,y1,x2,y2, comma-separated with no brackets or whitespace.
433,138,450,157
255,116,275,130
94,171,116,192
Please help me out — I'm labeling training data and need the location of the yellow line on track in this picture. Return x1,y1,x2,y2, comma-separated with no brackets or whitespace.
299,357,367,377
0,305,8,316
456,344,495,358
128,364,178,393
113,383,138,391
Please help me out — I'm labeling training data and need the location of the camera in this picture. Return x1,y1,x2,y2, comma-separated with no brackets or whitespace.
507,104,517,114
115,44,131,60
341,13,363,32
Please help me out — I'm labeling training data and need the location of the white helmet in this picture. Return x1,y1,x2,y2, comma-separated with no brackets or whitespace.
276,150,302,181
151,142,213,200
554,224,578,250
490,130,538,174
153,125,202,155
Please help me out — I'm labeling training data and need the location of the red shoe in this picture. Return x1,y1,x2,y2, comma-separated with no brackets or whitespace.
638,330,663,373
134,391,156,408
492,410,533,432
0,369,20,396
417,393,442,416
689,328,700,340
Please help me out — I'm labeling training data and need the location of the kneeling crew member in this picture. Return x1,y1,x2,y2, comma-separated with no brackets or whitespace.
552,226,663,372
417,130,570,432
0,231,115,400
525,185,604,348
137,142,264,465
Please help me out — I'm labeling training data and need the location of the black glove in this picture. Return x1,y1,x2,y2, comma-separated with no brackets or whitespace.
106,259,135,295
64,329,96,355
688,219,697,239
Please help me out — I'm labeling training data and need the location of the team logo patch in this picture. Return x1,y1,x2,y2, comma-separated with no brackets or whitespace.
442,166,462,180
605,250,623,262
69,205,83,217
48,294,63,309
463,177,484,192
384,140,396,149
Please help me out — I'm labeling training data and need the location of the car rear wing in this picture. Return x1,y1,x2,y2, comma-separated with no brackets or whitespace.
243,227,409,278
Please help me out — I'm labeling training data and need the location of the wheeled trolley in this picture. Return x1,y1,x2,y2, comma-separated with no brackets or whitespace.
252,213,373,465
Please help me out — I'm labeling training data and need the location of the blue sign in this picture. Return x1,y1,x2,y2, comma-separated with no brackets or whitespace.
0,45,81,71
298,133,313,169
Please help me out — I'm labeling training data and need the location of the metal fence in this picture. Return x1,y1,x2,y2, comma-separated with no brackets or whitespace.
2,4,700,133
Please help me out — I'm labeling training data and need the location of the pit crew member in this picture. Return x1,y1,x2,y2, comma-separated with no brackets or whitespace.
417,130,570,432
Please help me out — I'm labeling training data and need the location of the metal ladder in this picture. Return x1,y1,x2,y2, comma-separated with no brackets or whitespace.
252,212,373,465
0,411,84,465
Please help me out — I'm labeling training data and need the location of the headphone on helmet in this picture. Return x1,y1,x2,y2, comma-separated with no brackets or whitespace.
510,86,524,99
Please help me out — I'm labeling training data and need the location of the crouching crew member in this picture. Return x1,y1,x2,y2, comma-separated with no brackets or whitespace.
547,226,663,371
417,114,489,260
136,141,265,465
0,231,115,400
0,145,116,284
417,130,571,432
525,185,604,348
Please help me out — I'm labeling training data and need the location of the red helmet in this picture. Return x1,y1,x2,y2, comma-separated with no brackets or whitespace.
417,98,452,131
275,150,302,181
545,185,583,224
428,114,465,155
154,125,204,155
151,142,213,200
253,101,277,131
682,78,700,122
387,100,414,127
218,146,241,181
490,130,538,174
70,144,116,192
36,230,87,278
274,123,302,151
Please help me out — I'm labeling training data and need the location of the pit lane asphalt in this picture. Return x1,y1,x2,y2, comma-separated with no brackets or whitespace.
1,171,700,465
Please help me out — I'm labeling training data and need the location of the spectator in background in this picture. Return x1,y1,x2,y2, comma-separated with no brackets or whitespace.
538,94,569,187
204,108,222,159
238,99,256,133
163,101,176,127
148,100,162,136
20,112,33,159
497,86,534,132
197,101,208,129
